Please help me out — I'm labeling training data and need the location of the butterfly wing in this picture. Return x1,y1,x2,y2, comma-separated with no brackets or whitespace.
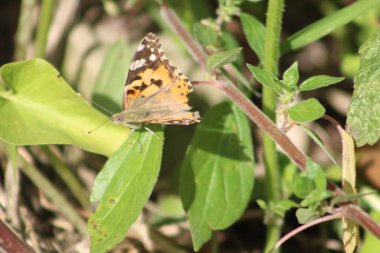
121,33,200,125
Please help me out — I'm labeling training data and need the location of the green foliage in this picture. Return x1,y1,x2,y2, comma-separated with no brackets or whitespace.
248,62,343,124
282,61,299,90
288,98,326,123
361,211,380,251
247,64,282,93
292,160,333,224
4,0,380,252
347,28,380,146
299,125,337,165
193,23,218,46
180,101,254,251
295,208,321,224
281,0,380,53
299,75,345,91
88,126,163,252
92,40,132,114
207,47,243,71
0,59,128,157
240,13,265,62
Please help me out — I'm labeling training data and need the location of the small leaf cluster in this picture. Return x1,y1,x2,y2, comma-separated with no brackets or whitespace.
248,62,344,123
257,160,333,225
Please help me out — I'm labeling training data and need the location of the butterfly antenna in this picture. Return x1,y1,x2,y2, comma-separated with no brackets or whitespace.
88,118,112,134
143,126,163,141
90,101,114,116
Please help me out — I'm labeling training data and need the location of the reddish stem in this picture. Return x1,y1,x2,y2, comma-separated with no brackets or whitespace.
0,219,35,253
160,3,380,241
193,80,307,170
275,212,345,249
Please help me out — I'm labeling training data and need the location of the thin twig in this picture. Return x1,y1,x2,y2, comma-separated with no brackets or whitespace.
274,212,345,250
160,3,208,70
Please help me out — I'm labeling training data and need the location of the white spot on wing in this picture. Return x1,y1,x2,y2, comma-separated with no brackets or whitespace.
137,44,144,52
130,59,146,70
149,54,157,61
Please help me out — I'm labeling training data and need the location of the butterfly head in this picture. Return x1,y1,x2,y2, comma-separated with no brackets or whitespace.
111,112,127,125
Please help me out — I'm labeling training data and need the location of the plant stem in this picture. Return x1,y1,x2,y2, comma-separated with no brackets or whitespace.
262,0,285,251
193,80,306,169
34,0,54,58
160,2,380,243
275,212,345,250
0,219,35,253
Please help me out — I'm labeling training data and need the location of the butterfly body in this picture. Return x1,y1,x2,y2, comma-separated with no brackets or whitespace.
112,33,200,127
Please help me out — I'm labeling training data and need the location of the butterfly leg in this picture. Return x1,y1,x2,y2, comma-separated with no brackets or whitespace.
143,126,163,142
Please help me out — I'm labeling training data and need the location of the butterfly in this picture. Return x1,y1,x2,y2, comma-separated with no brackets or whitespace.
111,33,200,128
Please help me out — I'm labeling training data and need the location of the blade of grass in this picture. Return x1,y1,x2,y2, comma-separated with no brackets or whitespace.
35,0,55,58
282,0,380,53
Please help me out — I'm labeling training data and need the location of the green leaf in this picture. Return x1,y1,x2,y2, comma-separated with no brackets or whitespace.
273,200,298,217
88,126,163,252
247,64,282,93
92,40,131,114
293,174,315,198
347,28,380,146
296,208,320,224
305,159,327,192
299,125,337,165
288,98,325,122
207,47,242,70
193,23,218,46
293,160,328,200
256,199,267,209
240,13,265,62
300,190,333,207
281,0,380,53
299,75,344,91
283,61,299,89
0,59,129,157
180,101,254,251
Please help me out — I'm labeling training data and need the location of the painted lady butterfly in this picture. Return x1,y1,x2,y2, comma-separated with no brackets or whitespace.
111,33,200,128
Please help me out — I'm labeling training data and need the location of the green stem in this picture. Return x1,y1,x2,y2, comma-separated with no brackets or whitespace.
35,0,54,58
262,0,285,252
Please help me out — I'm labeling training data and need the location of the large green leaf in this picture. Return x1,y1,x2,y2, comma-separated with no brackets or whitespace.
347,29,380,146
240,13,265,62
0,59,129,156
180,101,254,251
89,126,163,252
